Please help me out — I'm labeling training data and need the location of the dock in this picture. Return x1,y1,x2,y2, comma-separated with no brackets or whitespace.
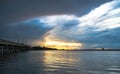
0,39,30,55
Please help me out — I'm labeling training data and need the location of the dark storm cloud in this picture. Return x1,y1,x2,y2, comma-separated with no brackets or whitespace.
61,20,79,31
0,19,51,44
78,27,120,43
0,0,112,25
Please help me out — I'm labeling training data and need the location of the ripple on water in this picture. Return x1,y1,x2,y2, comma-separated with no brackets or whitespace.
105,66,120,73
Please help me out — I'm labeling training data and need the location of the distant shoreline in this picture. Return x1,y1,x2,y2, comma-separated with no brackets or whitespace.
30,49,120,51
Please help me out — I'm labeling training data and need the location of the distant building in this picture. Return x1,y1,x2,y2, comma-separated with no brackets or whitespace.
102,48,105,50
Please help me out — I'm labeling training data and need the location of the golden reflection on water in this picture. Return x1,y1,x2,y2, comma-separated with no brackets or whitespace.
43,51,79,71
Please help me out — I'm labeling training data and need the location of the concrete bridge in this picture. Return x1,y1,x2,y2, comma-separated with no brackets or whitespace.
0,39,30,55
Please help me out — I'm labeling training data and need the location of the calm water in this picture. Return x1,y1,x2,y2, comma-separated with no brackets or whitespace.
0,51,120,74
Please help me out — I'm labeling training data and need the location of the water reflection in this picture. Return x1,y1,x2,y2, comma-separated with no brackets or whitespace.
43,51,79,72
0,51,120,74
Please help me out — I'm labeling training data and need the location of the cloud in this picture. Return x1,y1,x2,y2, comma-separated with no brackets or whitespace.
0,0,120,48
39,15,77,27
77,0,120,31
0,0,112,25
40,0,120,48
0,19,52,45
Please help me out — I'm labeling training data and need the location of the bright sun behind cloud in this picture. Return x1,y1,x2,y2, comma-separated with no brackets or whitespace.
41,34,82,50
44,41,82,50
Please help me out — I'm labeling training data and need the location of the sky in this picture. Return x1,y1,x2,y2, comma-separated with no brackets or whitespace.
0,0,120,49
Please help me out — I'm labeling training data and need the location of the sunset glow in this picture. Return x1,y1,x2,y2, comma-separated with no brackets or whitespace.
44,41,82,50
40,35,82,50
